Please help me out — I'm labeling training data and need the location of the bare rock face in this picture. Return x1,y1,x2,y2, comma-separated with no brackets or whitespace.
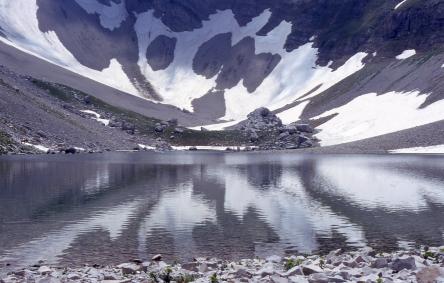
146,35,177,71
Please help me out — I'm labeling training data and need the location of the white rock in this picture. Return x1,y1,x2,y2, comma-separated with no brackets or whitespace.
117,263,141,275
257,262,276,277
267,255,283,263
37,266,52,275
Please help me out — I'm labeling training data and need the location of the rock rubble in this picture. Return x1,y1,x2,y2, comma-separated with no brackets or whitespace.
2,247,444,283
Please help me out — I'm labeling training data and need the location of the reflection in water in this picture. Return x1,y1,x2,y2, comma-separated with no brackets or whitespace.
1,153,444,272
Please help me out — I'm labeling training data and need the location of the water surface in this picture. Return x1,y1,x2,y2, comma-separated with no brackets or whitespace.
1,152,444,272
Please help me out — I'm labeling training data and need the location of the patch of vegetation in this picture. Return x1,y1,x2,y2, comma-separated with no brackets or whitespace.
284,258,303,271
31,79,76,102
159,266,173,283
210,273,219,283
177,274,195,283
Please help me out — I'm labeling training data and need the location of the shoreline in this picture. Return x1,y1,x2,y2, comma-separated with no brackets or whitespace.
2,247,443,283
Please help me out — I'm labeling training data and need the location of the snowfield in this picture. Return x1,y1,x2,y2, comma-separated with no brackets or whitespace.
314,91,444,146
396,49,416,60
390,144,444,154
0,1,140,97
0,0,368,122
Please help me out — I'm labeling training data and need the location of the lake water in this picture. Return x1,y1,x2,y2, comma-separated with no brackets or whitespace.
1,152,444,272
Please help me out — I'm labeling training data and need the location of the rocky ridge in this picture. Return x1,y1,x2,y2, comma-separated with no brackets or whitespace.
233,107,318,150
1,247,444,283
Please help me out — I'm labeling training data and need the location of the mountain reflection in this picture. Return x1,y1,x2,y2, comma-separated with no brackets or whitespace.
1,153,444,271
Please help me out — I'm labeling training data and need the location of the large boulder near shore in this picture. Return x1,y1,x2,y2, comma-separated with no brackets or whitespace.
235,107,282,132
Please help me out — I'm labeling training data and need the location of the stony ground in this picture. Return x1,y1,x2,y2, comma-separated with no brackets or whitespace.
0,65,318,155
1,247,444,283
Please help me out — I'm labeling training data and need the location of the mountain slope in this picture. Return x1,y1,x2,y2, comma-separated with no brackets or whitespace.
0,0,443,149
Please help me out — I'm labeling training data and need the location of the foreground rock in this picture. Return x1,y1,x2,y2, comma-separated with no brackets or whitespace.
2,247,444,283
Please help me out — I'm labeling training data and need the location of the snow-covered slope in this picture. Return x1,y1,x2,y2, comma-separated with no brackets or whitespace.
0,0,367,122
0,0,443,148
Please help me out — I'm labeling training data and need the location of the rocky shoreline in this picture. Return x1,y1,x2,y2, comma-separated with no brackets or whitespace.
2,247,444,283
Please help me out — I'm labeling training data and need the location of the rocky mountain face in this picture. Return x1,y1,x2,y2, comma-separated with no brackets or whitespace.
0,0,443,149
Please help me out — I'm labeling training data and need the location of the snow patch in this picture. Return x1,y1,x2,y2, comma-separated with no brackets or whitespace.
277,101,310,124
22,142,49,152
172,146,256,151
0,3,367,121
188,120,241,131
396,49,416,60
389,144,444,154
314,91,444,146
395,0,409,10
75,0,128,31
80,110,110,126
0,0,139,96
137,144,155,150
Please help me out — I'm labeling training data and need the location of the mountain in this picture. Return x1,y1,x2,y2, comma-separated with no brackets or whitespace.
0,0,443,150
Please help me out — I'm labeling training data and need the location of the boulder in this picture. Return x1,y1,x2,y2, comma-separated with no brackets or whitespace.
284,266,304,277
301,264,323,276
154,123,165,133
295,124,314,133
391,257,416,272
117,263,141,275
231,268,253,279
37,266,52,275
64,147,77,154
266,255,282,263
249,131,259,142
66,273,81,280
168,119,178,126
285,125,298,134
152,254,162,261
271,275,290,283
371,258,388,268
416,266,444,283
174,127,184,134
236,107,283,132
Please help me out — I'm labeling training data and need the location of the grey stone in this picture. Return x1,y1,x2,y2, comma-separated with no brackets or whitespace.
372,258,389,268
391,257,416,272
117,263,141,275
416,266,444,283
295,124,314,133
67,273,81,280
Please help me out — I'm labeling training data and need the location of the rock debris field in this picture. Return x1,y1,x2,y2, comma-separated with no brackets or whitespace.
1,247,444,283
